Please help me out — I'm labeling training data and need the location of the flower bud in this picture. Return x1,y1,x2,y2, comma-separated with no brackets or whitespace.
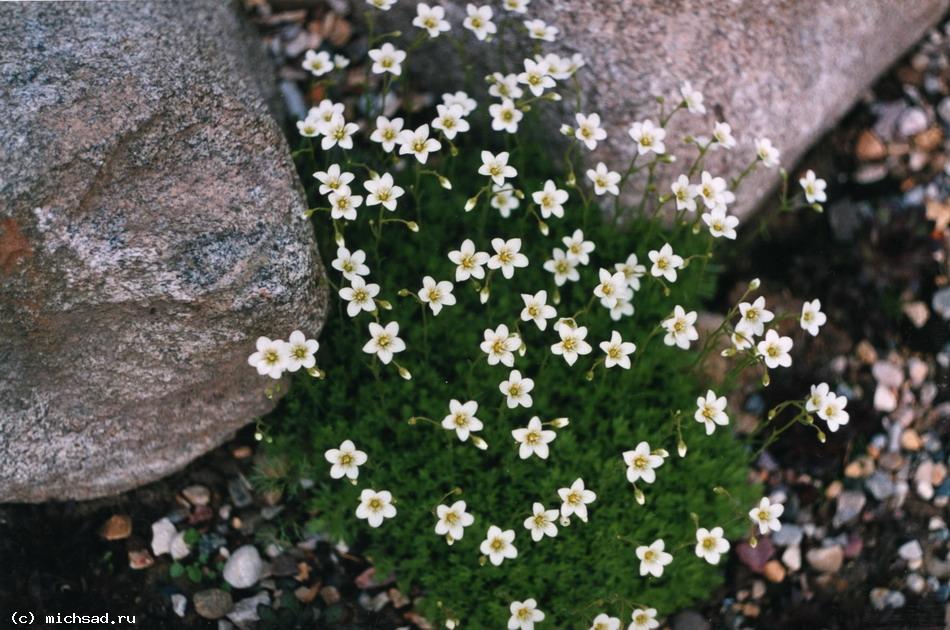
654,448,669,458
560,124,574,136
545,92,562,101
398,365,412,380
406,221,420,233
398,288,410,297
749,277,761,290
749,536,758,548
761,372,770,387
307,366,326,380
450,145,459,157
634,487,645,505
767,409,777,420
691,223,701,234
817,430,826,443
472,435,488,450
585,370,594,381
551,417,570,428
478,555,487,566
677,440,687,458
479,286,490,304
439,175,452,189
559,515,571,527
518,342,527,357
446,534,455,546
720,347,736,357
464,197,478,212
514,188,525,200
566,172,576,187
538,220,549,236
334,231,345,247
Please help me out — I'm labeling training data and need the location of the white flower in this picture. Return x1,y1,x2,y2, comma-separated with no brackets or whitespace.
296,118,320,137
319,114,359,151
748,497,784,535
702,207,739,239
818,392,849,432
628,119,666,155
615,254,646,291
285,330,319,372
799,169,827,204
364,172,405,211
488,237,528,279
695,526,730,565
489,72,524,100
532,180,568,219
563,229,595,265
435,500,475,542
694,390,729,435
481,324,519,367
757,329,793,369
302,49,333,76
511,416,557,459
736,296,774,337
324,440,367,479
551,324,592,366
636,539,673,577
731,330,754,351
355,489,396,528
623,441,664,484
600,331,636,369
594,268,627,309
698,170,734,210
628,608,659,630
362,321,406,364
479,151,517,185
524,18,557,41
413,3,451,37
543,248,579,285
370,116,404,152
334,54,349,69
418,276,456,315
800,299,827,336
711,121,736,150
680,81,706,114
648,243,684,282
491,184,520,217
671,174,698,212
340,277,380,317
508,598,543,630
398,124,442,164
755,137,781,168
331,246,369,281
500,369,534,408
523,502,559,541
368,42,406,76
590,613,621,630
520,290,557,330
518,58,555,97
557,478,596,522
441,399,483,442
586,162,621,196
490,99,524,134
503,0,530,13
314,163,355,196
480,525,517,565
432,104,470,140
805,382,831,413
248,336,289,379
309,99,344,126
366,0,397,9
463,4,497,40
449,239,490,282
329,188,363,221
574,113,607,150
609,295,635,321
661,305,699,349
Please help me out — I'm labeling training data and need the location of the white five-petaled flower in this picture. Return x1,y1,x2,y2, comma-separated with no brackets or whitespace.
324,439,367,480
314,163,355,196
370,116,404,152
435,500,475,542
662,305,699,349
363,321,405,364
285,330,319,372
702,207,739,239
368,42,406,76
711,121,736,150
319,114,359,151
563,228,595,265
488,237,529,279
636,539,673,577
432,104,470,140
574,112,607,150
615,253,646,291
628,608,659,630
441,399,483,442
449,239,490,282
609,295,635,321
364,172,405,211
356,489,396,528
340,277,380,317
331,246,369,281
623,441,664,484
698,170,735,210
543,248,580,285
799,169,827,204
302,49,333,76
594,268,627,309
296,118,320,137
512,416,556,459
755,137,781,168
334,54,349,69
671,174,698,212
533,180,569,218
732,330,754,351
520,290,557,330
680,81,706,114
248,336,289,379
479,151,517,185
443,91,477,116
508,598,543,630
557,478,596,522
648,243,684,282
518,58,555,97
481,324,519,367
489,72,524,100
524,18,558,41
490,98,524,134
818,392,849,432
806,382,831,412
398,124,442,164
694,390,729,435
800,299,827,336
366,0,397,9
695,526,730,565
309,99,344,126
551,323,591,366
628,119,666,155
757,329,793,369
749,497,784,535
524,502,559,541
736,296,774,337
500,369,534,408
481,525,517,565
492,184,520,217
413,3,451,37
600,331,636,369
589,613,621,630
503,0,530,12
329,188,364,221
418,276,456,315
463,4,497,40
586,162,621,196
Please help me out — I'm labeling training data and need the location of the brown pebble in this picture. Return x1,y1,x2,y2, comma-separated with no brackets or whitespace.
901,429,923,452
855,130,887,161
320,585,340,605
856,340,878,364
128,549,154,570
879,452,904,471
825,480,843,499
844,456,875,479
295,584,320,604
764,560,786,582
232,446,253,459
100,514,132,541
913,126,943,152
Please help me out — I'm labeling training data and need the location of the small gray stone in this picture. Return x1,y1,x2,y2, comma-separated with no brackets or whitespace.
933,287,950,320
938,96,950,123
194,589,234,620
833,491,866,527
897,106,929,138
885,590,907,609
870,587,890,610
906,573,927,594
183,485,211,506
782,545,802,572
806,545,844,573
223,545,263,589
151,518,177,557
671,610,711,630
171,593,187,618
872,361,904,388
227,592,271,630
228,478,254,509
899,540,923,562
866,471,896,500
772,523,804,547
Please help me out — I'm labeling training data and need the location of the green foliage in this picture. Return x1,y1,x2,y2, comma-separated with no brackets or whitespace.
258,128,758,627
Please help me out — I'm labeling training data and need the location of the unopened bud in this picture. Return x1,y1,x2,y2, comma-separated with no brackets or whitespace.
538,220,549,236
518,342,527,357
551,417,569,428
767,409,777,420
817,430,827,443
761,372,770,387
398,288,411,297
514,189,525,200
566,172,576,186
464,196,478,212
446,535,455,546
307,366,326,379
749,536,758,548
439,175,452,189
560,124,574,136
677,440,687,458
377,299,393,310
811,203,824,213
749,277,761,290
406,221,420,232
478,555,487,566
655,448,669,459
559,515,571,527
545,92,562,101
634,487,645,505
398,365,412,380
585,370,594,381
334,232,345,247
472,435,488,450
720,347,736,357
479,286,490,304
450,145,459,157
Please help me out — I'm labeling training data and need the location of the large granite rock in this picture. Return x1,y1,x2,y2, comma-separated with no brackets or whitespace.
0,1,327,501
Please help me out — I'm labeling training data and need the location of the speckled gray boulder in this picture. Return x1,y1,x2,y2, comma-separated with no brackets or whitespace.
0,1,327,501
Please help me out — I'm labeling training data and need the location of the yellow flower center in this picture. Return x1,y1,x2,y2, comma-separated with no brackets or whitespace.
525,430,540,444
369,498,383,510
340,453,353,466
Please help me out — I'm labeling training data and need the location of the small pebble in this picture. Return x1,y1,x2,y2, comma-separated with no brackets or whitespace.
899,540,923,562
901,429,923,451
223,546,263,589
782,545,802,572
183,484,211,506
763,560,786,583
194,589,234,620
100,514,132,541
151,518,177,557
806,545,844,573
171,593,187,618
